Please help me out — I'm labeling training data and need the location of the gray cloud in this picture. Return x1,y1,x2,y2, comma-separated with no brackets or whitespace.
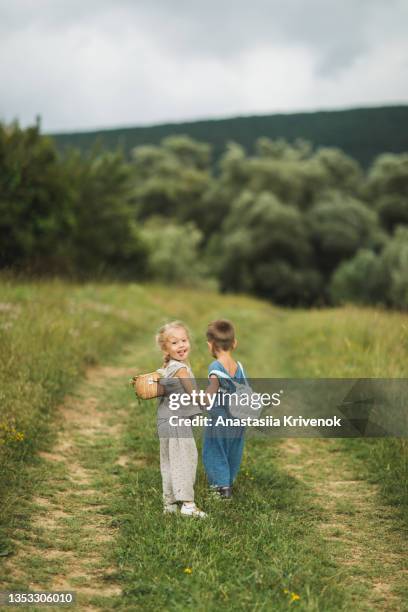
0,0,407,131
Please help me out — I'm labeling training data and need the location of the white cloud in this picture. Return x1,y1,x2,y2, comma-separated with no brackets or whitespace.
0,0,407,131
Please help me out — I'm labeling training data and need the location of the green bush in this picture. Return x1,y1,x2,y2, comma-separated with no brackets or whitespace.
0,121,74,270
330,249,389,305
140,217,212,286
306,192,385,276
0,121,149,278
367,153,408,200
380,226,408,308
377,195,408,232
131,135,211,222
215,191,322,305
63,149,149,278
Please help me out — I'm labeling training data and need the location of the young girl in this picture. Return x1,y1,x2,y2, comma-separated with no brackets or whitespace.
203,319,246,500
156,321,206,517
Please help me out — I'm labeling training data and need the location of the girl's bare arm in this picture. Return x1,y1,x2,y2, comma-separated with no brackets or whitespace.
174,367,196,395
175,370,220,407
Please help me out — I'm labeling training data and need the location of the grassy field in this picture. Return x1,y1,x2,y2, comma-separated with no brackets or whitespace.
0,279,407,610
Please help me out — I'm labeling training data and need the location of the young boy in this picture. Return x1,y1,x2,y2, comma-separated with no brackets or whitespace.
203,319,247,499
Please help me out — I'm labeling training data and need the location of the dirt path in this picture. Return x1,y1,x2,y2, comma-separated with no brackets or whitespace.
2,365,136,611
279,438,408,611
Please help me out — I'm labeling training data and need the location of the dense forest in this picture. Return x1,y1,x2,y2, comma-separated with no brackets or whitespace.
51,106,408,169
1,119,407,308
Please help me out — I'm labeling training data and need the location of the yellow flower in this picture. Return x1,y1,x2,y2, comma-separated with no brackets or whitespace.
183,567,192,574
290,592,300,602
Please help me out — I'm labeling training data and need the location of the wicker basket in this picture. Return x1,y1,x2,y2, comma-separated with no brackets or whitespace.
131,371,164,399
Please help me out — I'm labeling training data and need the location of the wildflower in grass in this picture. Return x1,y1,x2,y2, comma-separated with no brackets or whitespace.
0,421,25,444
290,592,300,602
183,567,192,574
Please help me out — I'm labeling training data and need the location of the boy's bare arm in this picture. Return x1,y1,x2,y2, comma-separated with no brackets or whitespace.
200,374,220,406
206,374,220,395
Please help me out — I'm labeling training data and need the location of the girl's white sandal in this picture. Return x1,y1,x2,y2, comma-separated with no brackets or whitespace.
180,503,207,518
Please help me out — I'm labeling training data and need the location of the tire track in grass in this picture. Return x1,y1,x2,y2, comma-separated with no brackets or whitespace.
1,365,137,611
279,438,408,611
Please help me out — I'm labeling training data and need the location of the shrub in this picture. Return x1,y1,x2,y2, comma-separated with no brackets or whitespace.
377,195,408,233
140,218,211,285
307,193,385,276
216,191,321,305
330,249,389,306
380,226,408,309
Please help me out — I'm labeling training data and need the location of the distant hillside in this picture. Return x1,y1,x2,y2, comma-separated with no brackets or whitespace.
51,105,408,168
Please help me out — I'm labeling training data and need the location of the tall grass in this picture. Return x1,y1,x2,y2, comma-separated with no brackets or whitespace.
1,279,407,555
0,279,151,548
277,305,408,523
0,279,268,550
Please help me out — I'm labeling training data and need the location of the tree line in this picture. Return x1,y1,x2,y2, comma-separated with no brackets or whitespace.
52,105,408,169
1,120,407,308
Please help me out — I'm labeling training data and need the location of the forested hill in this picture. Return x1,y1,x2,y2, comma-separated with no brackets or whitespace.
51,105,408,167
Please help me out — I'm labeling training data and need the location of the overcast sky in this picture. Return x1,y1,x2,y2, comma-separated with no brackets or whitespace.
1,0,407,133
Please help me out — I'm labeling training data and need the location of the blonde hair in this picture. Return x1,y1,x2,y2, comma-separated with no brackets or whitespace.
156,320,190,366
206,319,235,353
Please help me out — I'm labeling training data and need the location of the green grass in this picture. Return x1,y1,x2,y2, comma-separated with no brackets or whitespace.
1,280,408,610
0,279,154,550
276,305,408,525
101,294,346,610
113,389,345,610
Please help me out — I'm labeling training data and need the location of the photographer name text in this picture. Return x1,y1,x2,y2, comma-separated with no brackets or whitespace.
169,415,342,428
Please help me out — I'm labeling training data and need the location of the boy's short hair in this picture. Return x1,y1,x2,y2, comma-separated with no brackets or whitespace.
206,319,235,351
